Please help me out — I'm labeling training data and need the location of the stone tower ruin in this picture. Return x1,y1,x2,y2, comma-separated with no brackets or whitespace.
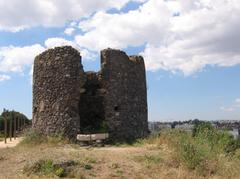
32,46,148,141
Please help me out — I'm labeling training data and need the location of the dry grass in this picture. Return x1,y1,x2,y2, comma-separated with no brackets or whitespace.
0,132,240,178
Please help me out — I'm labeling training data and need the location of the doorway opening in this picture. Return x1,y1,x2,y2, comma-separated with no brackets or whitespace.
78,72,108,134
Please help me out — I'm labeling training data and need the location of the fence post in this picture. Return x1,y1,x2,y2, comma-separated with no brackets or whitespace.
4,116,7,144
9,113,12,141
14,115,16,140
20,116,23,131
17,116,20,132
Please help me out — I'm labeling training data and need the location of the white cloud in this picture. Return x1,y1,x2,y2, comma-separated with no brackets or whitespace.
1,0,240,78
70,21,77,27
220,106,235,112
220,98,240,112
74,0,240,75
80,49,97,60
0,74,10,82
64,27,75,36
0,37,98,80
0,37,97,81
75,0,171,51
45,37,96,60
45,37,78,49
234,98,240,107
235,98,240,103
0,0,144,32
0,44,45,73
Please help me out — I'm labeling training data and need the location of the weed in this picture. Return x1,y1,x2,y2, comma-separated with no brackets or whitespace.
235,149,240,160
23,159,77,177
134,154,163,166
20,128,69,146
84,164,92,170
111,163,120,169
136,122,240,177
55,167,65,177
21,129,44,145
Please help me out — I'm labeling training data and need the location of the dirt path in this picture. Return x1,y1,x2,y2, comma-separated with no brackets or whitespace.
0,137,23,149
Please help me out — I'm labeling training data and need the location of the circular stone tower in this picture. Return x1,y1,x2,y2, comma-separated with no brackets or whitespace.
32,46,83,138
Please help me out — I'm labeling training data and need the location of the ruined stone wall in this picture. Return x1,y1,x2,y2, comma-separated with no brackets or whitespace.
100,49,148,141
33,46,148,141
32,46,83,138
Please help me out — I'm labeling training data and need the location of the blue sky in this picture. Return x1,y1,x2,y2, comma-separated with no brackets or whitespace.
0,0,240,121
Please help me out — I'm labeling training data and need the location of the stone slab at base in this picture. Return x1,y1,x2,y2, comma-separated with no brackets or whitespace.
77,133,109,141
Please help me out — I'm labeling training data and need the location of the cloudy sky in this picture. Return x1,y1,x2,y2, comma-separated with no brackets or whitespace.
0,0,240,121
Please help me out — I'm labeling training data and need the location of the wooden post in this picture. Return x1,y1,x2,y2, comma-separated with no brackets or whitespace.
14,115,16,140
20,117,23,130
17,116,20,131
19,117,21,131
4,116,7,144
9,113,12,141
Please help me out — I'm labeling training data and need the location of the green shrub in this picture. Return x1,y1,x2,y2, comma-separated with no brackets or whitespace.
170,122,240,173
54,167,65,177
134,123,240,176
84,164,92,170
193,122,240,155
178,139,205,169
23,159,55,176
224,137,240,154
23,159,77,177
41,160,55,175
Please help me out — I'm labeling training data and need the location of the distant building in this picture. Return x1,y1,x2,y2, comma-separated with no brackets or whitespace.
175,124,194,132
148,122,171,133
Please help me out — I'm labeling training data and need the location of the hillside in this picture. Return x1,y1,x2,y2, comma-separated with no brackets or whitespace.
0,125,240,179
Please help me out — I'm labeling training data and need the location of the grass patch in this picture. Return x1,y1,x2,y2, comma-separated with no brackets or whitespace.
78,156,97,171
235,149,240,160
134,153,163,166
23,159,77,177
109,163,125,178
83,164,92,170
20,129,69,146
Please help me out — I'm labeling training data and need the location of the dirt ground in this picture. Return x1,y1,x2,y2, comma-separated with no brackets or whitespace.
0,137,23,149
0,142,230,179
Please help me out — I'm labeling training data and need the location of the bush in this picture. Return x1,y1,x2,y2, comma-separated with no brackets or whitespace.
193,122,240,155
177,136,207,169
140,122,240,176
169,122,240,174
